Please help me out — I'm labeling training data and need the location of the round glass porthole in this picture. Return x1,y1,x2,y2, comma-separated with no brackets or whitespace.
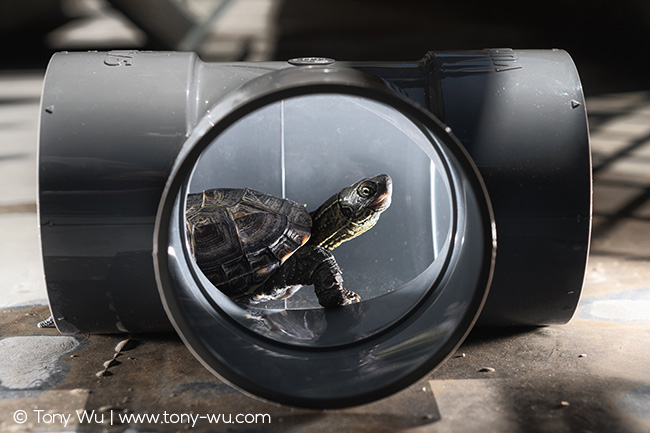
182,93,455,346
154,67,495,408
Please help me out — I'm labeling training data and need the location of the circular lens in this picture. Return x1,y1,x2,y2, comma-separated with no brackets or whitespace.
154,70,494,408
182,94,455,347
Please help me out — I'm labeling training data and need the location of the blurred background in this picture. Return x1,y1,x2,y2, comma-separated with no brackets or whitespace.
1,0,649,93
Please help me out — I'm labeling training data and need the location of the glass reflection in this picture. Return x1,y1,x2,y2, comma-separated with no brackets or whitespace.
182,94,454,345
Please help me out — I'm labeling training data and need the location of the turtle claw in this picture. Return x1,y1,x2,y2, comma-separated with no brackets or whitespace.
341,290,361,306
318,289,360,308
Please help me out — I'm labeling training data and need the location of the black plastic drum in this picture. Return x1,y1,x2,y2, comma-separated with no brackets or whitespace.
38,50,590,407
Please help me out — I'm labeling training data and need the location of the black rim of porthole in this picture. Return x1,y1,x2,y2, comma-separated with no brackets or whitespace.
153,66,496,408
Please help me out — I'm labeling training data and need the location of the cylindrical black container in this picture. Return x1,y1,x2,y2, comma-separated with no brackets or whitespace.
38,49,590,407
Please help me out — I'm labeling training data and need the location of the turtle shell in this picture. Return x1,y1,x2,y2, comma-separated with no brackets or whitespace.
185,188,312,298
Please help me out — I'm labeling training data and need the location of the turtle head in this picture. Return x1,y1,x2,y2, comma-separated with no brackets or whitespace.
310,174,392,250
338,174,393,221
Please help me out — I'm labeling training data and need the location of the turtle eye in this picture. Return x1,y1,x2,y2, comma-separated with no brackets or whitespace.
358,183,375,198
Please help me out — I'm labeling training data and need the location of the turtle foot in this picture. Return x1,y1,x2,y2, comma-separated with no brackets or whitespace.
340,290,361,306
318,289,360,308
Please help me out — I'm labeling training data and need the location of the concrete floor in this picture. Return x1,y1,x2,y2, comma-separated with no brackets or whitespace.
1,1,650,432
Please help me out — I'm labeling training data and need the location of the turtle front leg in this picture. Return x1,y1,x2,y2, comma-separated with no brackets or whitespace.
259,246,360,308
308,248,360,307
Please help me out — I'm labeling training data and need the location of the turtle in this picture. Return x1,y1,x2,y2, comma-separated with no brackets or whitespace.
185,174,393,308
